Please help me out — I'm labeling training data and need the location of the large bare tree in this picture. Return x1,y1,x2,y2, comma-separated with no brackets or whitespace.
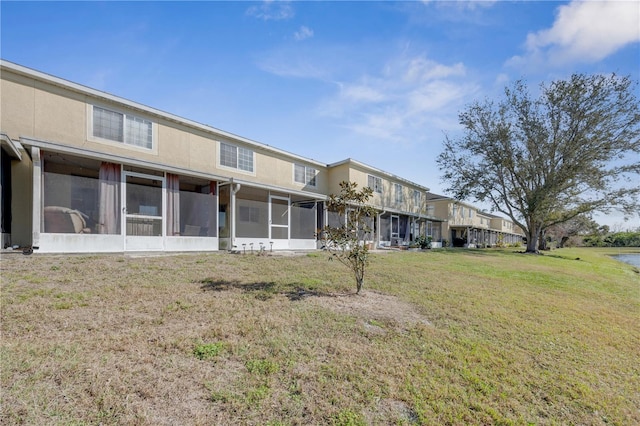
437,74,640,253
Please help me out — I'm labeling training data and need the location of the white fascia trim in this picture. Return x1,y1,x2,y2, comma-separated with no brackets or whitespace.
226,177,327,201
370,204,443,221
1,60,326,169
328,158,430,192
19,136,230,183
0,133,23,160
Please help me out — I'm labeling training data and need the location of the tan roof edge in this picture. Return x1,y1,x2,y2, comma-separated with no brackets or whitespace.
1,59,326,168
328,158,430,192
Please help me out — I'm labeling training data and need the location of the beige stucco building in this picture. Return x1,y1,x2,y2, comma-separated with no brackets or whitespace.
427,193,524,247
1,60,445,253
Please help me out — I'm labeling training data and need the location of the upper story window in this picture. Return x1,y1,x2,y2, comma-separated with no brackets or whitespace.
92,105,153,149
469,208,473,218
294,164,317,186
413,190,421,206
368,175,383,194
394,183,404,204
219,142,254,172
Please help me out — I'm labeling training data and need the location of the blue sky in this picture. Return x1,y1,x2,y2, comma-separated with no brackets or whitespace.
2,1,639,228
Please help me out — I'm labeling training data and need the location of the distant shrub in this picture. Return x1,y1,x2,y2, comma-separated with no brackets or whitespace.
414,235,432,249
584,232,640,247
605,232,640,247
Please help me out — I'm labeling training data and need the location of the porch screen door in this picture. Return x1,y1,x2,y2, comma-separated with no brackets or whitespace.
391,215,399,242
124,172,164,250
270,196,289,239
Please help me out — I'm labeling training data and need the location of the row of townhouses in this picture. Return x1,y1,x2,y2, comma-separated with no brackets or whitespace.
0,60,524,254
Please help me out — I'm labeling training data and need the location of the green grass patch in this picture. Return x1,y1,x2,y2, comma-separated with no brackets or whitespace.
246,358,279,376
1,248,638,424
193,342,225,360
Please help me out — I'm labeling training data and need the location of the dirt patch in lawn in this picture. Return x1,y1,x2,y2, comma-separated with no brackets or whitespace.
301,289,432,331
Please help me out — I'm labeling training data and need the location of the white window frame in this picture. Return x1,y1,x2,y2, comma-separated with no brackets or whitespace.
394,183,404,204
413,190,421,206
368,175,383,194
294,164,317,187
218,141,255,174
89,105,155,151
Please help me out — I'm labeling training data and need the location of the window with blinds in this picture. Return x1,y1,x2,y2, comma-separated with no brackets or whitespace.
219,142,254,172
394,183,404,204
413,189,421,206
294,164,317,186
92,106,152,149
367,175,382,193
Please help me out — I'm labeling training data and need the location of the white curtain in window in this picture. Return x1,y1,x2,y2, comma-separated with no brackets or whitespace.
166,173,180,236
98,162,121,234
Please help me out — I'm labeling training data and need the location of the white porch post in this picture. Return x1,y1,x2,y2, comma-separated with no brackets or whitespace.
230,182,241,250
31,147,41,248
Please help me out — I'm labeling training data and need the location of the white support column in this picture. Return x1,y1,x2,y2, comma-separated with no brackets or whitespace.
230,182,241,251
31,147,41,248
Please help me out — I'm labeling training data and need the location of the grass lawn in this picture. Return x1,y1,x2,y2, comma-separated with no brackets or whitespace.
1,247,638,425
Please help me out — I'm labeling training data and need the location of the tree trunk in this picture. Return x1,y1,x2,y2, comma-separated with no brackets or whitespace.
538,230,548,251
525,227,539,253
559,236,569,248
355,263,364,294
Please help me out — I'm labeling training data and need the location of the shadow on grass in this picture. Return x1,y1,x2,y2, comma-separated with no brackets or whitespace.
543,253,580,259
198,278,336,301
433,248,505,257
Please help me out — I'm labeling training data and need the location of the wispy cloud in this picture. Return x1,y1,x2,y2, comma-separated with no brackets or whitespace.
294,26,313,41
320,55,476,145
246,1,294,21
508,0,640,69
256,48,329,80
430,0,497,11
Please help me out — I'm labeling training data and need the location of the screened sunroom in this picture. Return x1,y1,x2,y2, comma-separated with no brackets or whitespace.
218,184,322,252
34,149,220,253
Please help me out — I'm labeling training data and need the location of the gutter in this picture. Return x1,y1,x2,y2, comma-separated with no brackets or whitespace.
0,133,23,160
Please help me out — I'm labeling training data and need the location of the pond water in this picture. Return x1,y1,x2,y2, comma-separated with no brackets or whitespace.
612,253,640,268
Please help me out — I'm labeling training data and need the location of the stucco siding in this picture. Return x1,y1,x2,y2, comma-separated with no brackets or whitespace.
327,162,350,195
33,81,87,144
10,154,32,247
1,74,37,140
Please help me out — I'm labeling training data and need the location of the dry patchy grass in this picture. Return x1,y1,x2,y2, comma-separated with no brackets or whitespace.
1,248,638,425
